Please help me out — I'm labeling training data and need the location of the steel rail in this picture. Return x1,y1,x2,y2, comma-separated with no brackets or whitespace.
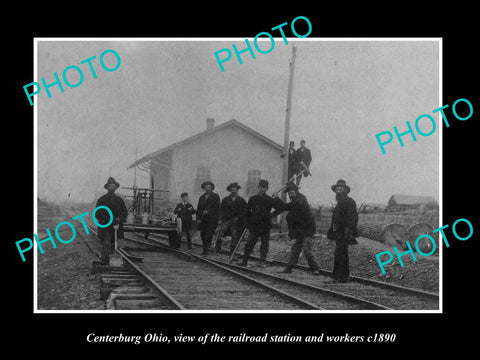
67,218,183,310
127,234,391,310
63,208,438,309
146,232,439,300
207,258,391,310
122,234,324,310
128,234,390,310
116,248,185,310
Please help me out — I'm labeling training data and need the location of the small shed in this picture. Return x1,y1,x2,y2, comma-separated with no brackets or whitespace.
387,194,438,211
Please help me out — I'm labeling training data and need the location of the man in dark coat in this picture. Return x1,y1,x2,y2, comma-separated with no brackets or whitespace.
196,181,220,255
238,179,283,267
281,141,299,181
173,192,196,249
274,182,320,275
295,140,312,185
327,179,358,283
94,177,128,264
215,182,247,256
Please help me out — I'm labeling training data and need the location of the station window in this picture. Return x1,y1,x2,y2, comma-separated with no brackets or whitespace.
195,167,211,192
246,169,261,195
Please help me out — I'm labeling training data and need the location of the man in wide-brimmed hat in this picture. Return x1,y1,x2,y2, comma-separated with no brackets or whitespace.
273,182,320,275
196,181,220,255
327,179,359,283
94,177,128,264
214,182,247,255
238,179,283,267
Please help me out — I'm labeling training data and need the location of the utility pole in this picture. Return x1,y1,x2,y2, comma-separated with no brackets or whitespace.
134,147,138,187
281,45,297,201
93,169,101,205
278,45,297,233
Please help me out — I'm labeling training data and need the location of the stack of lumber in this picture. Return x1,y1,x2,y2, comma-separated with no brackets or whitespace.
358,223,408,248
407,223,438,254
381,223,408,248
359,222,439,254
357,223,384,242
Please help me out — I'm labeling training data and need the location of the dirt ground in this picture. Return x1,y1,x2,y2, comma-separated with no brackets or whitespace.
36,213,439,310
36,215,104,310
267,234,439,293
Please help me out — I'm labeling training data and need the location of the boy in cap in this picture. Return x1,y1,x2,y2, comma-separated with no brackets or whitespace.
173,192,196,249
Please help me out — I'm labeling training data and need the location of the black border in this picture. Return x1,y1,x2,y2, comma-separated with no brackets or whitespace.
7,7,478,354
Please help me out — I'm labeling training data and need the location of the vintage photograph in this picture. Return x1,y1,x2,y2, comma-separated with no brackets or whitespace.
34,39,440,312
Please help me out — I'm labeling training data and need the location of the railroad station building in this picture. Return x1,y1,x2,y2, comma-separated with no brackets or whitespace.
128,118,284,213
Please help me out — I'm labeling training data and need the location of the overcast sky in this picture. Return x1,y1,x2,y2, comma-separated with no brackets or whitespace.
36,39,440,207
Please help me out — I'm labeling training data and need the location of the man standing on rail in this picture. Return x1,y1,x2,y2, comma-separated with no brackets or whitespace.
214,182,247,256
237,179,283,268
196,181,221,255
94,177,128,265
174,192,196,249
273,182,320,275
327,179,359,283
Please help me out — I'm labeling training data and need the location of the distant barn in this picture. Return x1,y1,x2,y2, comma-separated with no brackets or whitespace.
128,118,284,213
387,194,438,211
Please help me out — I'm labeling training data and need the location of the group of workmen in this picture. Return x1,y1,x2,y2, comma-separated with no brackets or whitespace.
94,139,359,283
172,177,358,282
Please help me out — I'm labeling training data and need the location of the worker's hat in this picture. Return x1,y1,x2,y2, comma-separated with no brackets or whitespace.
258,179,269,188
201,181,215,190
331,179,350,194
226,182,241,191
104,177,120,189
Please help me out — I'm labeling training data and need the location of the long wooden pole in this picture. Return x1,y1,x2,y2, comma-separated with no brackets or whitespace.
281,45,297,200
134,147,138,187
278,45,297,232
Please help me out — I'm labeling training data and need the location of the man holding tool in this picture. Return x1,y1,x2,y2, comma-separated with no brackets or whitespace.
214,182,247,256
237,179,283,268
273,182,320,275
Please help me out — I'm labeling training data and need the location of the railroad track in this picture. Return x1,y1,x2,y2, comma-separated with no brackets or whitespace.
73,220,325,310
120,246,323,310
60,208,438,311
144,233,439,311
57,209,181,310
121,234,390,310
